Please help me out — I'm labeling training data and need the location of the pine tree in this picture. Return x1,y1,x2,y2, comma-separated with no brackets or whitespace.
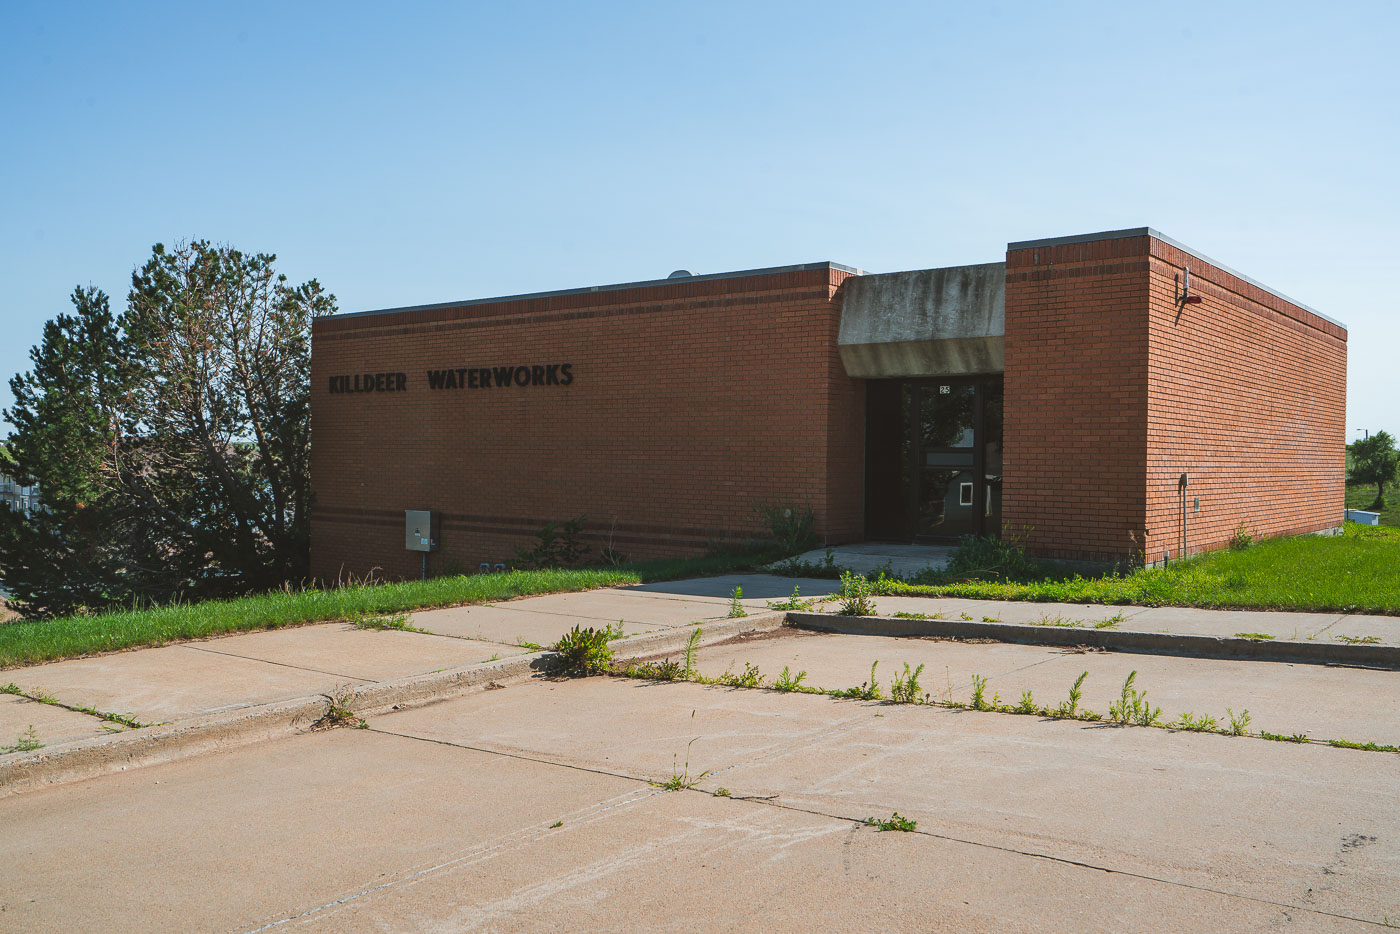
0,244,334,617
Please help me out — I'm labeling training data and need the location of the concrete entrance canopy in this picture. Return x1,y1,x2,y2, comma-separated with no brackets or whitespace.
837,261,1005,378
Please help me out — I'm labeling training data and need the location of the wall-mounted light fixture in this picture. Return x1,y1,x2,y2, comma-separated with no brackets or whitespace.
1181,265,1203,305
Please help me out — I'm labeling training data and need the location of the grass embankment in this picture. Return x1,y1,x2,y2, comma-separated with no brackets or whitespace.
0,546,784,670
879,524,1400,615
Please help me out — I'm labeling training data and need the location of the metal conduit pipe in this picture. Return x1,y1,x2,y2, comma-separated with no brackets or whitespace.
1178,472,1190,560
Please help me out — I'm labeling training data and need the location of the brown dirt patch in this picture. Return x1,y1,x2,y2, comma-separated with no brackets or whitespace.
705,626,823,649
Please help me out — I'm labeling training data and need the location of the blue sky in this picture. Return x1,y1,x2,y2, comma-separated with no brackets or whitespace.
2,1,1395,438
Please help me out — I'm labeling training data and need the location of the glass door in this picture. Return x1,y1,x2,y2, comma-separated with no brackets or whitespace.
908,382,979,539
864,376,1003,542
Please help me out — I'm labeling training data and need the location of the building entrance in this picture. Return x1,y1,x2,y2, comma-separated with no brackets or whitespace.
865,377,1003,542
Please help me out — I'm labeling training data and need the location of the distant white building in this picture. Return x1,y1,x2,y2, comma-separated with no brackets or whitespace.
0,468,39,516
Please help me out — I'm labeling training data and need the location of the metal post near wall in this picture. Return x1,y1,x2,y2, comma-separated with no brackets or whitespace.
1178,472,1190,560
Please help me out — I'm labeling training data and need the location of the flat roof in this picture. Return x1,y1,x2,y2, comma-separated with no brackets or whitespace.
336,261,865,320
1006,227,1344,329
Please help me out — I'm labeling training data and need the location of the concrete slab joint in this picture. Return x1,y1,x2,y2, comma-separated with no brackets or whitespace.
0,613,786,796
788,612,1400,669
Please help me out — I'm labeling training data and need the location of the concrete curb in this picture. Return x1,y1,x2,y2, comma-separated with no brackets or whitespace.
0,614,783,796
786,612,1400,668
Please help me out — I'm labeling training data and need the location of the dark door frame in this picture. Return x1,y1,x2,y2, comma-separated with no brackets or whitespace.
904,376,991,542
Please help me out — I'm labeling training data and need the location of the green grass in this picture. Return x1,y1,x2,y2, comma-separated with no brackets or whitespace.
1346,483,1400,528
0,547,787,670
878,524,1400,615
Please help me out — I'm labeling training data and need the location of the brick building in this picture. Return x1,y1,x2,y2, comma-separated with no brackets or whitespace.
309,228,1346,580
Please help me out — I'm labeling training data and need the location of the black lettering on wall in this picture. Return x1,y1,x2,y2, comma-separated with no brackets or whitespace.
339,365,573,394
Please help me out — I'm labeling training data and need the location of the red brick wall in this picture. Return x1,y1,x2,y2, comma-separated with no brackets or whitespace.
1143,238,1346,563
1002,236,1152,562
310,266,864,581
825,274,866,542
1003,233,1346,564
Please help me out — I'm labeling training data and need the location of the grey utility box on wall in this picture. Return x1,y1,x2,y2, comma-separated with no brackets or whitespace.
405,510,439,553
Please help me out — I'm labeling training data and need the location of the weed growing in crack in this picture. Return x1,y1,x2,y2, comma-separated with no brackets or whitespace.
1234,632,1274,641
683,627,702,677
350,611,428,633
716,662,764,688
893,611,930,620
616,657,685,681
1171,712,1220,733
517,641,544,652
971,674,989,710
1094,612,1127,629
1259,731,1309,744
549,820,563,829
774,666,809,692
1058,671,1088,718
2,725,43,754
1226,708,1251,736
1335,634,1382,644
315,688,366,730
1108,671,1160,726
728,587,748,619
552,625,615,675
767,586,819,612
1029,615,1083,628
715,787,731,797
605,651,1379,755
830,661,883,701
657,711,711,790
4,684,149,728
837,571,877,616
1329,738,1400,753
889,663,926,704
69,704,147,729
865,812,917,832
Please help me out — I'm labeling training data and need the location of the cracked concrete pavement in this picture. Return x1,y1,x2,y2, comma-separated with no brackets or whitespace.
2,573,1398,931
3,674,1396,931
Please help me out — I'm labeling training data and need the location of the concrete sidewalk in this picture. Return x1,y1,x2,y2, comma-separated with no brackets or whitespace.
3,573,1400,929
869,594,1400,645
4,571,1396,784
689,628,1400,744
3,674,1395,931
0,575,829,774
